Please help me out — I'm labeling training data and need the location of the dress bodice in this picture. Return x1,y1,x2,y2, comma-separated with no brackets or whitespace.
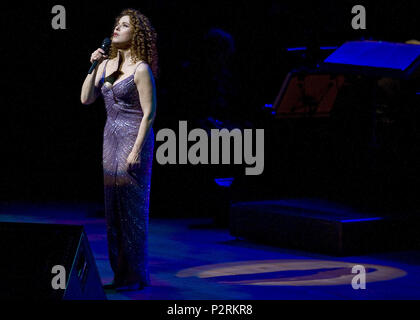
99,60,146,118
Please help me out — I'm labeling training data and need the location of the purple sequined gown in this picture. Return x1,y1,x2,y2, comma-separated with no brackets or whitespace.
98,60,154,288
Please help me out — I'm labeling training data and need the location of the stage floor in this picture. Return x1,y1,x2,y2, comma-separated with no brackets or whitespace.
1,201,420,300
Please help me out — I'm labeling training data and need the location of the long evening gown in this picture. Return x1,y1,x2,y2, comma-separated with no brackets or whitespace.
98,60,154,288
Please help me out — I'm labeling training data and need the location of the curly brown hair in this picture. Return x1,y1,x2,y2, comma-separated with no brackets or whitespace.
109,8,159,79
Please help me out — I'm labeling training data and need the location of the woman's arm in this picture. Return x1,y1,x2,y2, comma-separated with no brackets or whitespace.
131,63,157,153
80,58,107,105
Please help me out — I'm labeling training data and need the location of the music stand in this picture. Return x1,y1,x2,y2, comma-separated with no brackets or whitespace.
320,40,420,79
273,70,345,119
273,41,420,119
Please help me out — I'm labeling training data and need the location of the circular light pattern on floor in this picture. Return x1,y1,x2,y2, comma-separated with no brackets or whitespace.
176,259,407,286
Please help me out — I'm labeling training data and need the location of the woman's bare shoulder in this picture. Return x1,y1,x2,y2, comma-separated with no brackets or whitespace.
97,59,109,72
135,61,152,75
134,62,153,85
94,59,109,86
137,60,150,67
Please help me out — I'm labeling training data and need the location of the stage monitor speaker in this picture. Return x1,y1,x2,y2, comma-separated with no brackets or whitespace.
0,222,106,300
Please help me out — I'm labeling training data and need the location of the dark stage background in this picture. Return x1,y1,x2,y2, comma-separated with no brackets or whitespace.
2,1,419,217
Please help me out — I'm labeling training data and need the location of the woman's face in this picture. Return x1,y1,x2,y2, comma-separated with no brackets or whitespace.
112,15,133,46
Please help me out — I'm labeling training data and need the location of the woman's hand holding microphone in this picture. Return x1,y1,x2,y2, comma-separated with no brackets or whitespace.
90,48,108,64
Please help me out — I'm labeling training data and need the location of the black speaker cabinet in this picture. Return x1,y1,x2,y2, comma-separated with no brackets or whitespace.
0,222,106,300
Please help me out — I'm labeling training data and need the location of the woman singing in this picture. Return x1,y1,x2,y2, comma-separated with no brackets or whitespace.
80,8,158,291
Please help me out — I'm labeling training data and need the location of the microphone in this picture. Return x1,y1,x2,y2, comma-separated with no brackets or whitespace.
88,37,112,74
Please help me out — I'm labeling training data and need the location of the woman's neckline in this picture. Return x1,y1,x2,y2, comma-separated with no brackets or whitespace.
110,74,135,87
104,60,144,87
